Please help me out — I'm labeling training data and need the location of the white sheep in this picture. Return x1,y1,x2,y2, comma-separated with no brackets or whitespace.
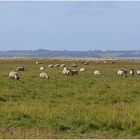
40,72,49,79
48,64,54,68
62,67,71,76
17,66,24,71
130,69,135,76
54,64,60,67
79,68,86,72
40,67,45,70
36,62,42,65
117,69,127,77
94,70,101,76
136,70,140,75
60,64,66,68
9,71,20,80
117,70,124,76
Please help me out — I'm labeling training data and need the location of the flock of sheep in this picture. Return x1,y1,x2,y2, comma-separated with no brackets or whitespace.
9,60,140,80
9,61,100,80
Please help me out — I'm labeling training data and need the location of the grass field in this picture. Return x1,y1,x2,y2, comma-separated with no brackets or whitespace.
0,59,140,138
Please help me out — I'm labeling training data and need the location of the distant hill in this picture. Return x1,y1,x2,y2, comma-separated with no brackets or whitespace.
0,49,140,59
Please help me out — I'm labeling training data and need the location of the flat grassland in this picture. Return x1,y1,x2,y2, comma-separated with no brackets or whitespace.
0,59,140,138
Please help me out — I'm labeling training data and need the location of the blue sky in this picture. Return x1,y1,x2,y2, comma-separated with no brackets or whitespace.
0,1,140,51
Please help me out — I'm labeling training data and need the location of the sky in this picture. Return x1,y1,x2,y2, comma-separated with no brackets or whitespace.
0,1,140,51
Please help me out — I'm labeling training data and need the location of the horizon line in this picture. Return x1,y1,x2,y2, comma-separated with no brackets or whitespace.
1,49,140,52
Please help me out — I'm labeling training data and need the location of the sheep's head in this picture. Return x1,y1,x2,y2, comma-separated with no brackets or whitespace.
14,75,19,80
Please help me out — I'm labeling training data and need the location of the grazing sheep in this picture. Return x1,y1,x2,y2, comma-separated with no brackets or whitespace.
17,66,24,71
62,67,71,76
79,68,86,72
60,64,66,68
136,70,140,75
40,67,45,70
36,62,42,65
9,71,19,80
94,70,101,76
117,69,127,77
117,70,124,76
130,69,135,76
54,64,60,68
48,64,54,68
69,69,78,76
40,72,49,79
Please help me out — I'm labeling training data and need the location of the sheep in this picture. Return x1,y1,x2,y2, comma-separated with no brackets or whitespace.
40,67,45,70
36,62,42,65
60,64,66,68
136,70,140,75
62,67,78,76
69,69,78,76
9,71,20,80
48,64,54,68
40,72,49,79
103,60,106,64
71,62,78,67
79,68,86,72
62,67,71,76
94,70,101,76
54,64,60,68
130,69,135,76
117,69,127,77
17,66,24,71
117,70,125,77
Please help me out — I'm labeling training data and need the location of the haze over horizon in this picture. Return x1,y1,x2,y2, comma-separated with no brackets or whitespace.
0,1,140,51
1,49,140,52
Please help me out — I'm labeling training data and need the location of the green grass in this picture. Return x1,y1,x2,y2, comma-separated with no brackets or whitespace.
0,59,140,138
